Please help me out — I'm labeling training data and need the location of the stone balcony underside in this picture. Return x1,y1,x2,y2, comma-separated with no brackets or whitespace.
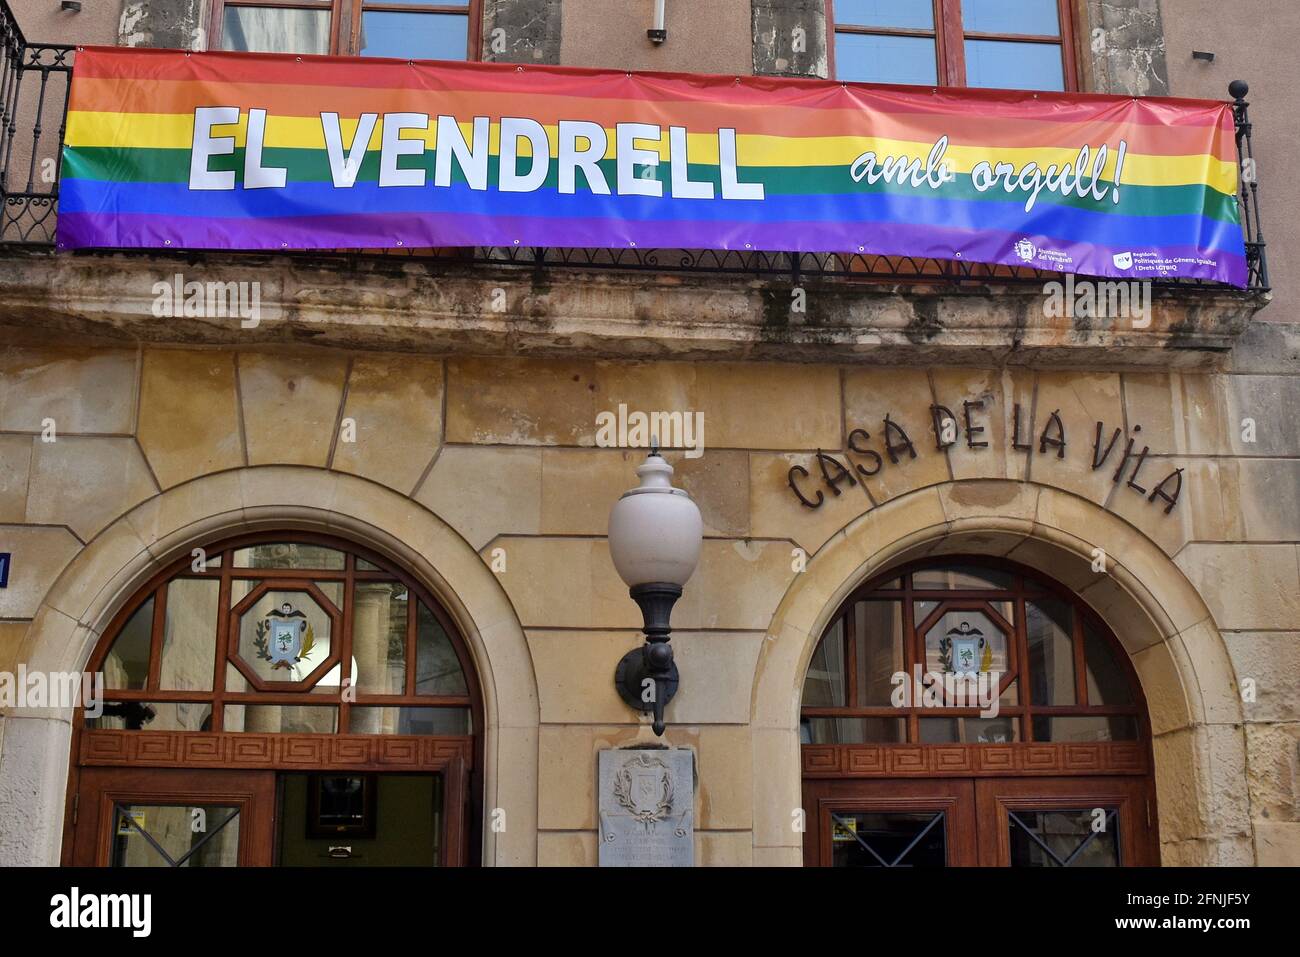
0,248,1268,367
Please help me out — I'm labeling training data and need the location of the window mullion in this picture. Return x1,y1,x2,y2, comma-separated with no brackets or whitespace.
937,0,967,86
146,583,168,693
405,590,418,697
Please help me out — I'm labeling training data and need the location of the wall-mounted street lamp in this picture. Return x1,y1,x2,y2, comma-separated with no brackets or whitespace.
608,443,702,735
647,0,667,44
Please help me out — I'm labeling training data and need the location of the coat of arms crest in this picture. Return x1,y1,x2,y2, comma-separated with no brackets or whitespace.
254,601,315,670
612,752,674,827
939,619,990,675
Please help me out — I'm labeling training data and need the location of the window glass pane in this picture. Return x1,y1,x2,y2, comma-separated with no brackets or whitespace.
802,618,847,706
88,701,213,732
236,590,334,685
350,706,470,735
961,0,1059,36
103,596,153,690
112,805,241,867
226,662,249,694
225,704,338,733
159,579,218,692
1084,622,1133,705
831,811,946,867
1032,714,1136,742
356,558,382,571
917,716,954,742
912,564,1013,590
964,39,1065,91
359,11,469,60
835,0,934,29
352,582,408,695
800,716,905,744
416,601,468,696
835,33,938,85
315,580,344,610
854,601,904,705
1000,676,1019,706
232,542,345,570
230,578,260,606
221,7,330,55
915,598,1010,626
1026,598,1075,705
1009,808,1120,867
919,716,1019,743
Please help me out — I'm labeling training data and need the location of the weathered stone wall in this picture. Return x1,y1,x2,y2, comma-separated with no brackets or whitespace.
1077,0,1171,95
116,0,204,50
483,0,562,65
0,343,1291,865
752,0,828,78
1,0,1295,869
1160,0,1300,866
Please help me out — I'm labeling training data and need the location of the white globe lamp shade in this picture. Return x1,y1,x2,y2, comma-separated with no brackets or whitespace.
608,452,703,588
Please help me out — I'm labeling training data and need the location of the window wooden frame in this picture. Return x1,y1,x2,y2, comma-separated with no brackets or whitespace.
208,0,483,60
800,555,1151,747
827,0,1079,91
65,531,482,866
82,531,480,725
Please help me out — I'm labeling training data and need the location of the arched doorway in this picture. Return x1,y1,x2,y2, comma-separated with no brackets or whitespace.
800,556,1158,866
62,532,482,867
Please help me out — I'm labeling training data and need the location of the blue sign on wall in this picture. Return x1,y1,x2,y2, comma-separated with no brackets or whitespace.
0,552,9,588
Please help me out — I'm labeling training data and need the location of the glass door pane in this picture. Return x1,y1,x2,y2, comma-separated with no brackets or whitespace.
804,779,978,865
975,777,1155,866
1007,807,1120,866
111,804,241,867
831,810,946,867
69,768,276,866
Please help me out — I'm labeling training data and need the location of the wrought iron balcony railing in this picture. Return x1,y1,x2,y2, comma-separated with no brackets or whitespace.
0,0,1269,291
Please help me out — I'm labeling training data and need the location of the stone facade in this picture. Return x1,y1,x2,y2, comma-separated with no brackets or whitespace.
0,343,1295,865
0,0,1296,868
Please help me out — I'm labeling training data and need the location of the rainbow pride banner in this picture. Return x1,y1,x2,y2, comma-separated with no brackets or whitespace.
59,47,1247,286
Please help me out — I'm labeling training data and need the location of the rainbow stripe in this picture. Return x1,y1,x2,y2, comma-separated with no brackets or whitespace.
59,47,1247,286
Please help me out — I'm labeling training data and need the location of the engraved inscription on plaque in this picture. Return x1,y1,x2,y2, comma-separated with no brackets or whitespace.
598,748,694,867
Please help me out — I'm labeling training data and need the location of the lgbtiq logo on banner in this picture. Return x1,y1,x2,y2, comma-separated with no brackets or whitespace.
58,47,1247,286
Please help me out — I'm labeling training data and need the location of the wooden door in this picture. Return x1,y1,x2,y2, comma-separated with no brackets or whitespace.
975,776,1157,866
68,768,276,867
803,778,978,866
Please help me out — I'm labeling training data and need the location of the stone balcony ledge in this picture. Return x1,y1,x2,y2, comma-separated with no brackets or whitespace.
0,247,1269,367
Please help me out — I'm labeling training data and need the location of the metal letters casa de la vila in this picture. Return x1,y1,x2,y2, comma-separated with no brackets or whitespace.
788,399,1183,516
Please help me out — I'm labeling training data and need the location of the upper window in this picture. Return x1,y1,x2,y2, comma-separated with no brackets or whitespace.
87,536,476,738
830,0,1074,91
800,559,1143,746
212,0,480,60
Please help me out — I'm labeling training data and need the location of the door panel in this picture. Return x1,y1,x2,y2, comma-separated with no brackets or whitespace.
804,776,1156,866
974,776,1156,866
70,768,276,866
803,778,978,866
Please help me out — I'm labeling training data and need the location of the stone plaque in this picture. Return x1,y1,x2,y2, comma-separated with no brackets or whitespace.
598,748,694,867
